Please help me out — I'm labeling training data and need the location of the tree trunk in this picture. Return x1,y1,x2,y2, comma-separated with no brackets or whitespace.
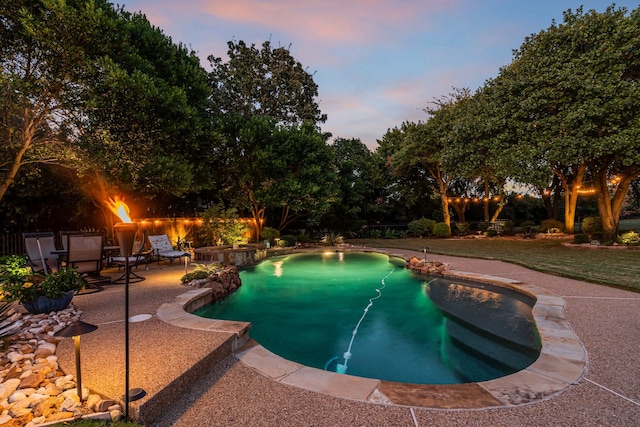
592,168,637,242
490,196,507,222
554,162,585,234
483,179,490,222
440,192,451,231
248,192,265,241
0,108,34,202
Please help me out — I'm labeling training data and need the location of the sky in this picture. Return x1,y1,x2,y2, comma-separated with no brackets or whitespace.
120,0,638,149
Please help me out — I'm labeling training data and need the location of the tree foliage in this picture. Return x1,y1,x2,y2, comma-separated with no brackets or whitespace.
487,5,640,238
0,0,110,202
217,115,336,238
208,40,326,126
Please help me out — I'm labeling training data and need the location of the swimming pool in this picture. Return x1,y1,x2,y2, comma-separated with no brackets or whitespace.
195,251,541,384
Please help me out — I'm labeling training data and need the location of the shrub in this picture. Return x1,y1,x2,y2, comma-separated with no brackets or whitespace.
321,232,344,246
591,232,603,241
180,263,223,283
279,235,298,247
432,222,451,237
573,234,590,244
261,227,280,241
384,229,400,239
581,216,602,234
407,218,435,237
199,203,250,245
540,219,564,233
617,231,639,246
485,228,498,237
477,222,491,232
455,222,470,236
297,233,311,244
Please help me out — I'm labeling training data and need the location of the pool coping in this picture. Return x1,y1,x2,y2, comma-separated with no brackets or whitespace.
156,252,587,409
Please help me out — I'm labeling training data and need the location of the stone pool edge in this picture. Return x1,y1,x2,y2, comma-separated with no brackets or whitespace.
156,254,587,410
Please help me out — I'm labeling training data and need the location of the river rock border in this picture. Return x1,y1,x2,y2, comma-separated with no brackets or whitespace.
0,306,123,427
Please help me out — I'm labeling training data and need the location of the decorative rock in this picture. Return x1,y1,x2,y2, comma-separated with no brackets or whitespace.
6,352,24,363
33,396,62,418
110,409,124,421
26,415,46,426
35,343,56,358
0,305,110,425
60,396,81,413
86,393,102,411
0,378,21,399
55,375,76,390
45,411,74,422
19,373,43,390
95,398,116,412
8,391,27,403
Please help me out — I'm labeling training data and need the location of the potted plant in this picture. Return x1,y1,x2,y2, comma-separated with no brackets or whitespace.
0,255,84,314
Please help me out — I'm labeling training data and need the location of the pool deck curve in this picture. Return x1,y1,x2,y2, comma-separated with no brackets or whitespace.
56,247,640,426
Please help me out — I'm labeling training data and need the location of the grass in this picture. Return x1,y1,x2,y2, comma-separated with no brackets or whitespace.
347,237,640,292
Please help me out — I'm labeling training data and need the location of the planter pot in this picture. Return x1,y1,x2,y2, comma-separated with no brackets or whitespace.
22,290,74,314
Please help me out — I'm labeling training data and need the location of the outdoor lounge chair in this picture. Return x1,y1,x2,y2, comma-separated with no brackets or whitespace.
23,232,59,274
148,234,191,271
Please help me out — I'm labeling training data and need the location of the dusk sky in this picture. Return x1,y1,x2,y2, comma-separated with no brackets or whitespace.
121,1,638,149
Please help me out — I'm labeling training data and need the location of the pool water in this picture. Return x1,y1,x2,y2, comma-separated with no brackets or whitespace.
195,251,540,384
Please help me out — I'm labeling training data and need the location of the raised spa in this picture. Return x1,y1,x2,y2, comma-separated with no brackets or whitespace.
195,251,541,384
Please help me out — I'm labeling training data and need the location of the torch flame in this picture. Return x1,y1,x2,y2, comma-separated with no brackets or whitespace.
106,196,132,223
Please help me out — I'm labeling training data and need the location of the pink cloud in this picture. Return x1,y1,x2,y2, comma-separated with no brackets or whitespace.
136,0,458,45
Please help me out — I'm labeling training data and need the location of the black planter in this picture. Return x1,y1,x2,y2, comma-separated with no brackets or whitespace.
22,290,74,314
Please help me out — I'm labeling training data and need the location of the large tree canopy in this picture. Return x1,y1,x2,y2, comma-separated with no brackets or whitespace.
487,5,640,239
217,115,336,239
1,0,217,207
208,40,326,126
0,0,112,202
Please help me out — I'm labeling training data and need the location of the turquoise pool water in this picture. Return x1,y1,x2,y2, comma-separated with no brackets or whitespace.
195,251,540,384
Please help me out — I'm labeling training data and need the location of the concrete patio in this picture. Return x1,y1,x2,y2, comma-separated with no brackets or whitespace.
57,248,640,426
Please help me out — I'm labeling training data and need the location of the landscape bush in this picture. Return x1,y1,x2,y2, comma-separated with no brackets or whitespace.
432,222,451,237
279,235,297,247
455,222,470,236
581,216,602,234
616,231,639,246
485,228,498,237
407,218,436,237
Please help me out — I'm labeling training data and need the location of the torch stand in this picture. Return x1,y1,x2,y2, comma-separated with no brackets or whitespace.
114,222,146,420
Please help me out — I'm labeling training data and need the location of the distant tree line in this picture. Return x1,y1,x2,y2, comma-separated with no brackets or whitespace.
1,1,638,242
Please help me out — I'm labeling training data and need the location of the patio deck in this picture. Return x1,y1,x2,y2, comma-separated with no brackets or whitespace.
56,248,640,426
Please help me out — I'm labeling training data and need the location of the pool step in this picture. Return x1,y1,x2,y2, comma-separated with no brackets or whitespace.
443,318,539,381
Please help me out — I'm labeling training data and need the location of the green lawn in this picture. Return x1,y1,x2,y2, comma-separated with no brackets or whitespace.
347,237,640,292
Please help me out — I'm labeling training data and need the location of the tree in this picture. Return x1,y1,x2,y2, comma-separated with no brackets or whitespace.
0,0,112,202
488,5,640,239
77,9,216,198
324,138,386,232
208,40,326,126
218,115,336,239
387,117,453,231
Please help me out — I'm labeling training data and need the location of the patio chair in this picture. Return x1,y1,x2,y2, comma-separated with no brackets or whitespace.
59,230,84,252
23,232,59,274
66,233,108,290
110,230,150,283
148,234,191,271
